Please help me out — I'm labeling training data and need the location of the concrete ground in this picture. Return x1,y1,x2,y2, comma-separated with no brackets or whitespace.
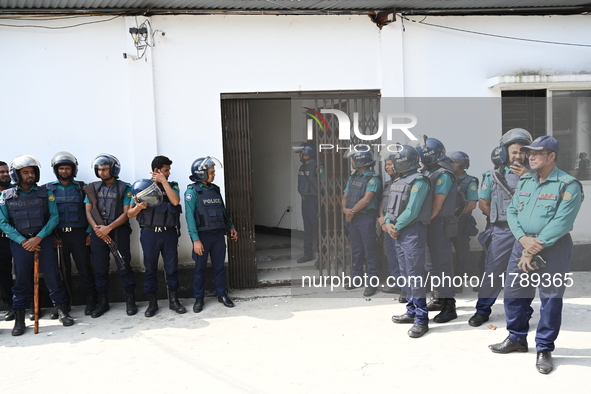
1,273,590,394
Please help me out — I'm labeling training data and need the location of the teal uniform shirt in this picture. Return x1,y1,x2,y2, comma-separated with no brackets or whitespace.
83,182,133,206
385,169,430,230
507,166,583,248
343,168,381,211
184,183,234,242
431,165,453,196
458,172,479,201
479,166,510,201
0,185,59,244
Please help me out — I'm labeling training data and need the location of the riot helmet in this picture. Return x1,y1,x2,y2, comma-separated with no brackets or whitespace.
491,146,503,169
92,154,121,178
9,155,41,184
448,151,470,170
347,150,375,169
499,128,532,164
415,135,447,166
384,145,421,174
131,179,163,207
51,151,78,178
292,142,316,159
190,156,223,183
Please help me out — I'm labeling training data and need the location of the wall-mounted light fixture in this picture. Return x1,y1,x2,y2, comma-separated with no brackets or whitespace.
123,19,165,61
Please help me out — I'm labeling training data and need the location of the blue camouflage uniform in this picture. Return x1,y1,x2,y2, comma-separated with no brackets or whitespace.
385,169,431,325
504,167,583,351
343,169,381,281
0,185,68,311
185,182,234,299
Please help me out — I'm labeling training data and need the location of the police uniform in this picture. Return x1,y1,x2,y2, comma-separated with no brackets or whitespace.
0,185,68,312
297,158,325,260
185,182,234,300
423,164,456,299
136,182,182,295
386,170,431,325
381,177,401,287
47,180,95,303
504,167,583,352
85,180,136,296
474,165,520,318
0,185,14,315
450,173,479,277
343,169,381,281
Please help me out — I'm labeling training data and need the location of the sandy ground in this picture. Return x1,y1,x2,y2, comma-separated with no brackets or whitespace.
1,273,591,394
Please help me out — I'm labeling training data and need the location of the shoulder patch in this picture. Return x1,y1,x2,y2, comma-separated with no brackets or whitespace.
481,182,488,191
319,168,323,173
0,199,4,206
185,193,192,201
48,195,55,201
470,185,477,191
173,185,179,190
411,185,419,193
436,179,442,186
127,192,132,197
369,179,376,185
563,191,572,201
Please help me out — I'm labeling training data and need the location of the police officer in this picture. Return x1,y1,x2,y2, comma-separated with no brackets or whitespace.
489,136,583,375
469,129,533,327
185,157,238,313
128,155,186,317
385,145,432,338
47,152,96,316
448,151,479,290
341,150,381,297
416,136,458,323
292,143,325,267
85,154,137,318
0,160,15,321
378,154,402,295
0,155,73,336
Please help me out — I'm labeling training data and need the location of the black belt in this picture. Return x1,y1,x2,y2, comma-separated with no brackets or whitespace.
0,232,8,238
22,233,37,239
58,227,83,233
143,226,176,232
493,221,510,228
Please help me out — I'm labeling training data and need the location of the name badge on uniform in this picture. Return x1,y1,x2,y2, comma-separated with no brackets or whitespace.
537,193,557,200
518,191,531,196
518,202,524,211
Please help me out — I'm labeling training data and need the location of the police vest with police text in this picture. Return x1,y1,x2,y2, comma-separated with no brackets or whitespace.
490,168,520,223
137,182,182,228
425,167,457,218
47,182,88,228
386,172,432,226
297,160,318,196
3,185,49,234
346,172,380,213
190,183,227,232
92,180,129,226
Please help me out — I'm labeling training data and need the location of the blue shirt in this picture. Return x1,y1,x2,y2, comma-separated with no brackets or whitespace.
184,183,234,242
0,185,59,244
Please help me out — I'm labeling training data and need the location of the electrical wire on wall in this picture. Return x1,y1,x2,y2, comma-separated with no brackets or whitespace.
125,17,165,61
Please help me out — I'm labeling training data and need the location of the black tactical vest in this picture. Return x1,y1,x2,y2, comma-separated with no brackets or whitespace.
425,166,457,218
346,172,379,213
47,182,87,228
190,183,226,232
92,180,128,226
456,174,478,217
4,185,49,234
386,172,431,226
297,160,318,196
137,182,182,228
490,167,520,223
381,179,393,214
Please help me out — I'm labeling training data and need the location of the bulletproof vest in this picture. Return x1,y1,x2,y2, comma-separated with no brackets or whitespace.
93,180,127,225
297,160,319,196
490,168,520,223
386,172,431,226
137,182,182,228
456,175,477,216
4,185,49,234
425,167,457,218
190,183,226,232
47,182,87,228
381,179,393,214
346,172,379,212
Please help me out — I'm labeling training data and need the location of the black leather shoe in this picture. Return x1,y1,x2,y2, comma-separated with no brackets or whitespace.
49,308,59,320
363,286,377,297
168,291,187,314
85,294,97,316
468,313,489,327
193,298,204,313
398,292,407,303
408,323,429,338
297,255,313,264
56,303,74,326
536,350,553,374
344,284,361,290
144,293,158,318
92,293,110,318
218,295,235,308
125,291,138,316
392,313,415,324
489,337,528,353
433,298,457,323
12,310,26,336
4,307,15,321
381,286,401,294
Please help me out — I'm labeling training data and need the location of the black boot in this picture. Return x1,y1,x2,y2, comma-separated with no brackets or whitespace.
126,291,138,316
49,308,59,320
91,293,110,318
29,308,43,321
433,298,458,323
144,293,158,318
56,303,74,326
426,291,444,311
169,291,186,314
85,293,97,316
4,306,15,321
12,310,26,336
